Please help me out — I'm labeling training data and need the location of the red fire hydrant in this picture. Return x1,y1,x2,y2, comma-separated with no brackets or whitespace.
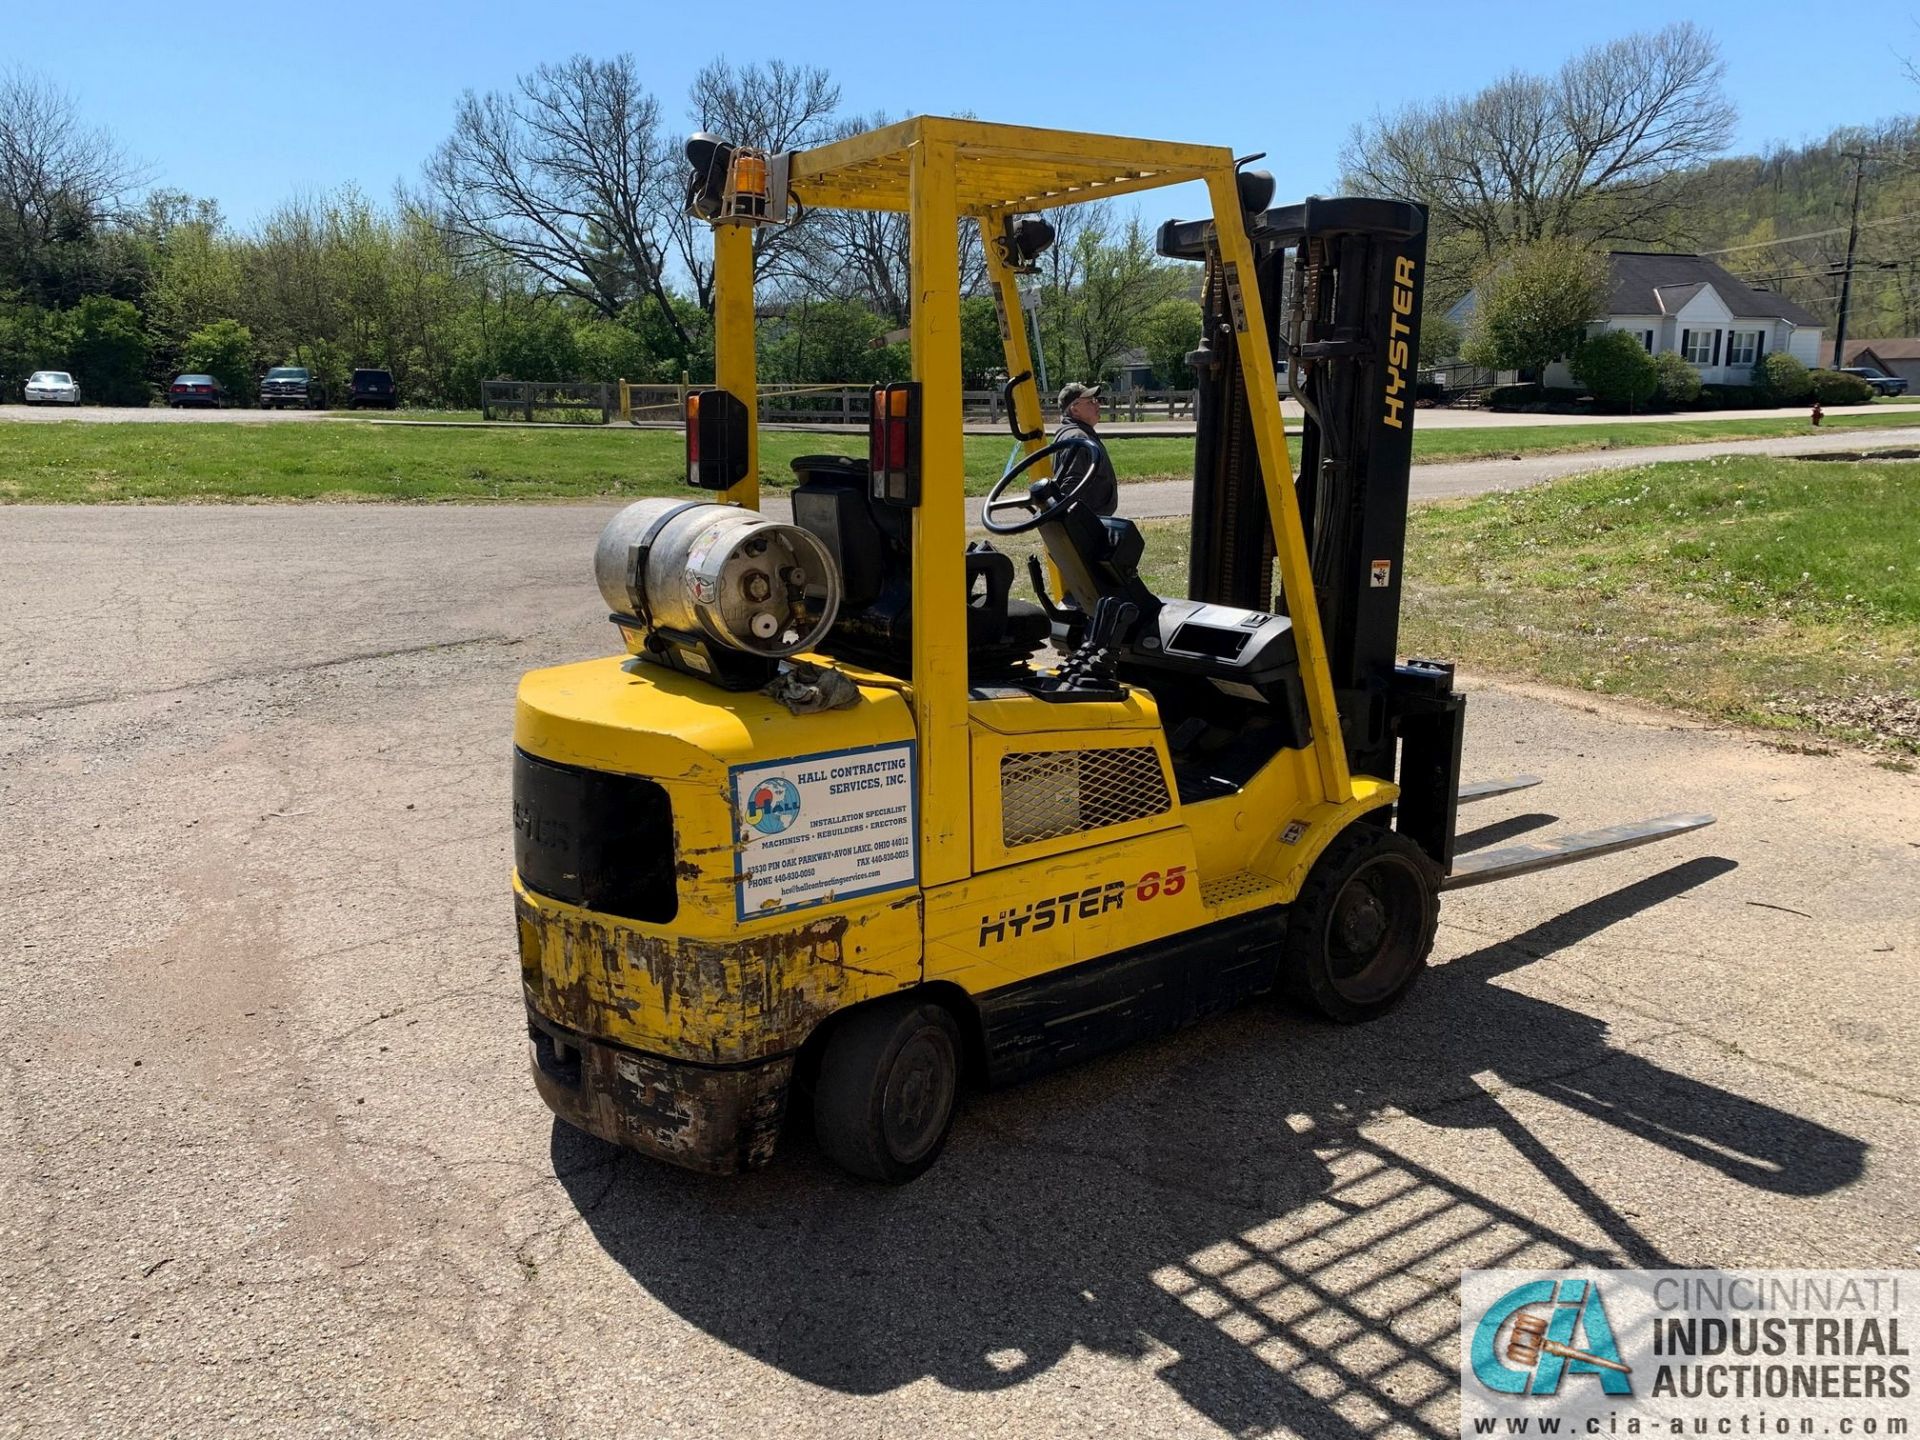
1811,400,1824,426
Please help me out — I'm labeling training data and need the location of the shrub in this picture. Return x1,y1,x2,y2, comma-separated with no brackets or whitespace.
1653,350,1702,406
1752,352,1812,405
1571,329,1659,411
1809,368,1875,406
1486,382,1544,410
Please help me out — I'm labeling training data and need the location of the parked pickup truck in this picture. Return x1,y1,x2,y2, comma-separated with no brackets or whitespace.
260,366,327,409
1837,365,1910,398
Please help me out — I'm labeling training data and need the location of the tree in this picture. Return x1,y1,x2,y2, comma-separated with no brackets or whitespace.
1139,298,1202,387
959,294,1004,388
1418,312,1462,367
425,54,691,353
0,69,149,309
776,111,987,322
1340,24,1734,299
1460,238,1606,378
64,295,148,404
182,319,257,403
1051,215,1186,381
671,59,840,307
1570,329,1657,410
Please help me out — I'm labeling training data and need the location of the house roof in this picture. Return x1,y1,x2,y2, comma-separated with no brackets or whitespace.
1842,337,1920,364
1608,251,1821,327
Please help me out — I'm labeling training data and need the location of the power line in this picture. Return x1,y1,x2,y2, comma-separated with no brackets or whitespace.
1700,210,1920,256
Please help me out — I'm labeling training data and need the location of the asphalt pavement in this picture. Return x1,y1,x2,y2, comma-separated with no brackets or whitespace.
2,504,1915,1437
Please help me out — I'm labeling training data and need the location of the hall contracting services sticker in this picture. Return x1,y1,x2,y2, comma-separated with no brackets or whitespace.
1460,1270,1914,1438
730,741,918,919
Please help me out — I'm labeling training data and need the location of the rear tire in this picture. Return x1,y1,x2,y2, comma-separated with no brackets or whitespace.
1283,823,1439,1023
813,998,961,1184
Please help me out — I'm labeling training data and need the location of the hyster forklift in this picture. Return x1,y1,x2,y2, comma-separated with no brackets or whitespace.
512,118,1712,1183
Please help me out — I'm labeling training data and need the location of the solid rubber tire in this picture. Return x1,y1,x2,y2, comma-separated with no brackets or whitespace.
1282,823,1439,1024
813,999,962,1184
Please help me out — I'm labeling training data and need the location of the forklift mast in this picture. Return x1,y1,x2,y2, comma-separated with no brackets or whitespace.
1160,196,1464,870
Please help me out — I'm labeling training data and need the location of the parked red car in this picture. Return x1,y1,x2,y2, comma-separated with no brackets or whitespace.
167,374,226,409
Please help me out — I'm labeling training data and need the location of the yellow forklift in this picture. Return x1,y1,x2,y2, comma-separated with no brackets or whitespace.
512,117,1711,1182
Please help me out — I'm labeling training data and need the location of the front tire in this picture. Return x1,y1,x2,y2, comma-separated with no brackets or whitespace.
813,998,961,1183
1283,823,1439,1023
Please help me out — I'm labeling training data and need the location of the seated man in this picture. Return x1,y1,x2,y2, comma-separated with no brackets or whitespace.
1051,381,1119,516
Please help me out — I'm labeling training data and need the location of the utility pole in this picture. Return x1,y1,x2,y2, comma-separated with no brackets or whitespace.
1833,150,1867,367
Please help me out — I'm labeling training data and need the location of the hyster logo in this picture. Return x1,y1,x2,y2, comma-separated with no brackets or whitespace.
1470,1277,1634,1398
978,866,1187,946
1382,254,1417,431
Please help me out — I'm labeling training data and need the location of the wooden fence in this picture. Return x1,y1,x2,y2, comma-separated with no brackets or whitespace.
615,380,1198,427
480,381,615,424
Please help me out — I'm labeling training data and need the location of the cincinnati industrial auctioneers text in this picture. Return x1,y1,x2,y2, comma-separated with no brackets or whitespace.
1459,1271,1915,1439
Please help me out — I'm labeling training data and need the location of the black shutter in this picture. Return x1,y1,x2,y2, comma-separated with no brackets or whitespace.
1712,330,1722,366
1681,328,1691,361
1755,331,1766,363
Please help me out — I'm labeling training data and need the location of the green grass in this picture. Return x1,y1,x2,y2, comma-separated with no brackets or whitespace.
1128,455,1920,753
2,405,1917,505
0,421,1196,503
1405,407,1920,463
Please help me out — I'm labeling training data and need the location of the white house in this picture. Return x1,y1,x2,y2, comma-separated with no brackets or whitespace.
1450,251,1825,389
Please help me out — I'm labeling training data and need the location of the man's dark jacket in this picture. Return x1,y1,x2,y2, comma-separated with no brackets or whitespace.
1049,417,1118,516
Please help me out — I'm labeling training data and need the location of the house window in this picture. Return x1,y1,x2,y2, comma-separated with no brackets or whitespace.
1682,330,1715,365
1636,330,1655,352
1727,330,1760,366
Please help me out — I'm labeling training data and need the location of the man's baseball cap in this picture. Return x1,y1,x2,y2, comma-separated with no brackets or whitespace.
1057,381,1104,409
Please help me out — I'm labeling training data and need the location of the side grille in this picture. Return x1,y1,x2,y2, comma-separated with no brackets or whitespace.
1000,746,1172,847
513,749,677,923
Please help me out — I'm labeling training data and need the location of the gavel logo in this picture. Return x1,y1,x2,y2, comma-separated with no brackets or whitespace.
1506,1308,1633,1376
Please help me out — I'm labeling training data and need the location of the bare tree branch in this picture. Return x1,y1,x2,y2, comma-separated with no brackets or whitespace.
1339,23,1735,293
424,54,689,348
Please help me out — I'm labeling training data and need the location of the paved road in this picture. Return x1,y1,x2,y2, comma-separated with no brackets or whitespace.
763,424,1920,524
2,507,1915,1438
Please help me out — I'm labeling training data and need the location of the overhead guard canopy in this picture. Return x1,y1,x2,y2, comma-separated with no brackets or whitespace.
786,116,1230,215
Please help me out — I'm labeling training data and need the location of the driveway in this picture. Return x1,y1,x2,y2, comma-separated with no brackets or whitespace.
2,506,1914,1437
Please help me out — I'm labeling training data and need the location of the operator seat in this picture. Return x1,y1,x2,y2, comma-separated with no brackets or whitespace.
1029,476,1310,737
788,455,1049,679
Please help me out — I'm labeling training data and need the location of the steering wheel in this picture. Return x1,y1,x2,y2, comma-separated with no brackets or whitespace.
980,437,1096,535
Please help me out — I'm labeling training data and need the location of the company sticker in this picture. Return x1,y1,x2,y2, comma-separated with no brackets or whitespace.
730,741,918,919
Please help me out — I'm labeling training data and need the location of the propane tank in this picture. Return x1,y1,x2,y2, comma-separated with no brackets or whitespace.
593,499,841,662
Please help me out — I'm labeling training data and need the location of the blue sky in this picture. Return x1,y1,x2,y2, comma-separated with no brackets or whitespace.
12,2,1918,228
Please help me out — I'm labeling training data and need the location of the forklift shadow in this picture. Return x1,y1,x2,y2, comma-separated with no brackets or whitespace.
552,856,1865,1436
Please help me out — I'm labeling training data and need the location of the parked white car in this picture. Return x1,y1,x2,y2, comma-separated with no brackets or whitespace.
24,370,80,405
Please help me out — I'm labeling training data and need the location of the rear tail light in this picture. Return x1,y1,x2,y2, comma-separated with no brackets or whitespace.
684,389,750,491
868,382,921,507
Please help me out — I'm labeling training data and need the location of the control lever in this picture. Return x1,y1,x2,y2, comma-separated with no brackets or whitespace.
1025,553,1069,623
1051,596,1137,694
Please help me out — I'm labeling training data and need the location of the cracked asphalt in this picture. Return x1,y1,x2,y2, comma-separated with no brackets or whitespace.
2,505,1916,1438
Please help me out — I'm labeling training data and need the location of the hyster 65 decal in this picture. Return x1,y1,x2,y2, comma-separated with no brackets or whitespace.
978,866,1187,946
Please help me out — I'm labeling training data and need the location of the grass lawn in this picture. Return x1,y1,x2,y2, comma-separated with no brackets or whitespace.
1124,455,1920,755
1,406,1916,504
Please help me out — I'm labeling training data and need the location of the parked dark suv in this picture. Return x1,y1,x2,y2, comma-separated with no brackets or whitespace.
348,368,397,409
260,366,326,409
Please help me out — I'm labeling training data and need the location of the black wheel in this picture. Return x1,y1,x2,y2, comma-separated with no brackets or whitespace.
813,998,962,1183
1284,824,1439,1023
